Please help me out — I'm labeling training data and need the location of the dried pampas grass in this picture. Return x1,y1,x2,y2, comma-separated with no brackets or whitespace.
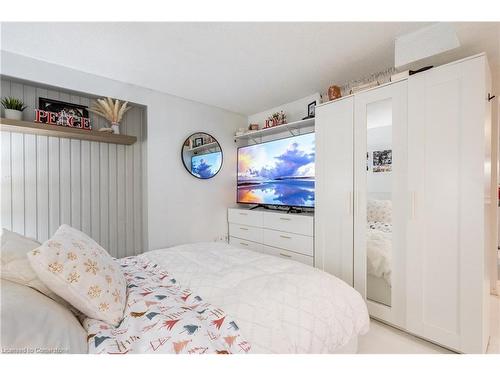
89,97,131,125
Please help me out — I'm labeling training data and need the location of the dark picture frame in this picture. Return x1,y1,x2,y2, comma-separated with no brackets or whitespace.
193,137,203,148
39,97,89,118
38,97,89,128
307,100,316,118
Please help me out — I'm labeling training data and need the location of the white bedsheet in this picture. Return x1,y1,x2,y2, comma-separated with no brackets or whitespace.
140,242,369,354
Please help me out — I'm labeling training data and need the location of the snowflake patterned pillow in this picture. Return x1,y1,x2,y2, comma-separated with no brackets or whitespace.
27,224,126,326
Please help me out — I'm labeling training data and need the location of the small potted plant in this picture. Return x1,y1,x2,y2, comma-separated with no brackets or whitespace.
1,97,28,121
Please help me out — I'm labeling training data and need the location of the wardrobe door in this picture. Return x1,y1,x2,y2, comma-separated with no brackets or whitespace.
354,81,408,328
315,97,354,285
407,56,487,353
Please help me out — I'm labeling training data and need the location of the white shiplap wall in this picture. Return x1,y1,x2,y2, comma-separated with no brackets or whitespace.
0,78,147,257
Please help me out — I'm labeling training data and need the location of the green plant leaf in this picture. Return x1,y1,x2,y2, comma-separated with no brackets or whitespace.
1,96,27,111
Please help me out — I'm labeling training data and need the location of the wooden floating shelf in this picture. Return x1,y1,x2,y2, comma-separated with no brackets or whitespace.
0,118,137,145
234,117,315,141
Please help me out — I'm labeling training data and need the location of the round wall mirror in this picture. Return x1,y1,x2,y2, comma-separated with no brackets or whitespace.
181,132,223,179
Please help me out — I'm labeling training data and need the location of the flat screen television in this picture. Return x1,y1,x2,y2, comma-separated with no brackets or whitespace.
237,132,315,208
191,151,222,179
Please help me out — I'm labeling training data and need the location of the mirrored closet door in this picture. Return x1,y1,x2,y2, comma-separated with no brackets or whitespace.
353,81,408,328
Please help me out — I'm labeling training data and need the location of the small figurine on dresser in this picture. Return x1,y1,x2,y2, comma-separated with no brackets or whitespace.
265,111,287,128
328,85,342,101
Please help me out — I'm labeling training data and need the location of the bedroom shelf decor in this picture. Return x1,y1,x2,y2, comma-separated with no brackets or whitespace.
89,97,131,134
36,97,91,130
234,117,314,143
1,97,28,121
265,110,287,128
0,117,137,145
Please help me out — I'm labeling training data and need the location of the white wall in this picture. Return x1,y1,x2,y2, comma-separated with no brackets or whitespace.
0,51,247,251
1,77,146,258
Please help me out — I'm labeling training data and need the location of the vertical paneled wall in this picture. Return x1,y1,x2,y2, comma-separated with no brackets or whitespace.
0,77,147,257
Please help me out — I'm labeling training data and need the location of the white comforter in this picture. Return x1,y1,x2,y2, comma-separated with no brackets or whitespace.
367,222,392,285
141,242,369,354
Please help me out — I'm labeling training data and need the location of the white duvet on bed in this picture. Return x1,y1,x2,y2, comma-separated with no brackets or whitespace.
366,221,392,285
140,242,369,354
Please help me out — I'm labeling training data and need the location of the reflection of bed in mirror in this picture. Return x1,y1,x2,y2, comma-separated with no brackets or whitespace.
366,197,392,307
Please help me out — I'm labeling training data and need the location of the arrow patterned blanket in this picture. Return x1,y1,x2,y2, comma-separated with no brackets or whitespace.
83,257,251,354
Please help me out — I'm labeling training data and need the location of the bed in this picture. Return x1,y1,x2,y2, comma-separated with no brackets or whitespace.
138,242,370,353
1,227,369,354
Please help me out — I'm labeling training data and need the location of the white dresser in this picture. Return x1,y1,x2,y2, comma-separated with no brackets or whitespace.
228,208,314,266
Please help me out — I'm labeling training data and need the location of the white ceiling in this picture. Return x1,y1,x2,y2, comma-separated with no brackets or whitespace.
1,22,499,115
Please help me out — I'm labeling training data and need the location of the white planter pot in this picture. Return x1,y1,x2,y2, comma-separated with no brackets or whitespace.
4,109,23,121
111,123,120,134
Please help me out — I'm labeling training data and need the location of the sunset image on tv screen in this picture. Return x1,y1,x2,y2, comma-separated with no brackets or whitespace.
191,151,222,179
237,132,315,207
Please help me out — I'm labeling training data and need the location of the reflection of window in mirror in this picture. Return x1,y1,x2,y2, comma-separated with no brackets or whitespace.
366,99,393,307
181,132,223,180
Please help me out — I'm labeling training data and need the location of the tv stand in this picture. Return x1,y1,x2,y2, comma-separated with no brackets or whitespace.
227,208,314,267
248,204,313,214
249,204,270,210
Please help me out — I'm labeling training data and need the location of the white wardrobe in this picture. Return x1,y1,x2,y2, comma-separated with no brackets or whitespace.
315,53,493,353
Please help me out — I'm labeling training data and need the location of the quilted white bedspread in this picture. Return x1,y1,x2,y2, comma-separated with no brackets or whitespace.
140,242,369,354
367,221,392,285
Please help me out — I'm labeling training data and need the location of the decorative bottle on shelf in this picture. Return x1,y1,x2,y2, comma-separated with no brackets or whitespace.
111,122,120,134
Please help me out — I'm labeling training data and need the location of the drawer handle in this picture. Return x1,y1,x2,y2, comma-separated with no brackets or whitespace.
239,213,248,216
279,252,292,258
240,242,249,246
280,235,291,239
240,227,249,231
279,217,291,221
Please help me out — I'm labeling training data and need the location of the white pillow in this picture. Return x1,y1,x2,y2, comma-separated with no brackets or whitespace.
0,228,58,299
27,224,126,326
1,279,87,354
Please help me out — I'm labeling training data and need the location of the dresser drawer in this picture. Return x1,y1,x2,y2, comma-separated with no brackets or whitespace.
262,245,314,266
263,212,313,236
263,228,313,257
229,237,263,252
228,208,263,227
229,223,263,243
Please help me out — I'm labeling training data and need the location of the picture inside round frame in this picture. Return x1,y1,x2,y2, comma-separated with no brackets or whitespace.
181,132,223,179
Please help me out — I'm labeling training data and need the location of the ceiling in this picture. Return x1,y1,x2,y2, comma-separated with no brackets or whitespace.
1,22,499,116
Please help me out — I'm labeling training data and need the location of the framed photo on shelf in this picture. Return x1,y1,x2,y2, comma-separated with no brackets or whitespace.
193,137,203,147
39,97,89,123
307,101,316,118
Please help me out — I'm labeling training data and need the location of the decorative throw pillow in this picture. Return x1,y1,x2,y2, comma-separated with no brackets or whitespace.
367,199,392,223
27,224,126,326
